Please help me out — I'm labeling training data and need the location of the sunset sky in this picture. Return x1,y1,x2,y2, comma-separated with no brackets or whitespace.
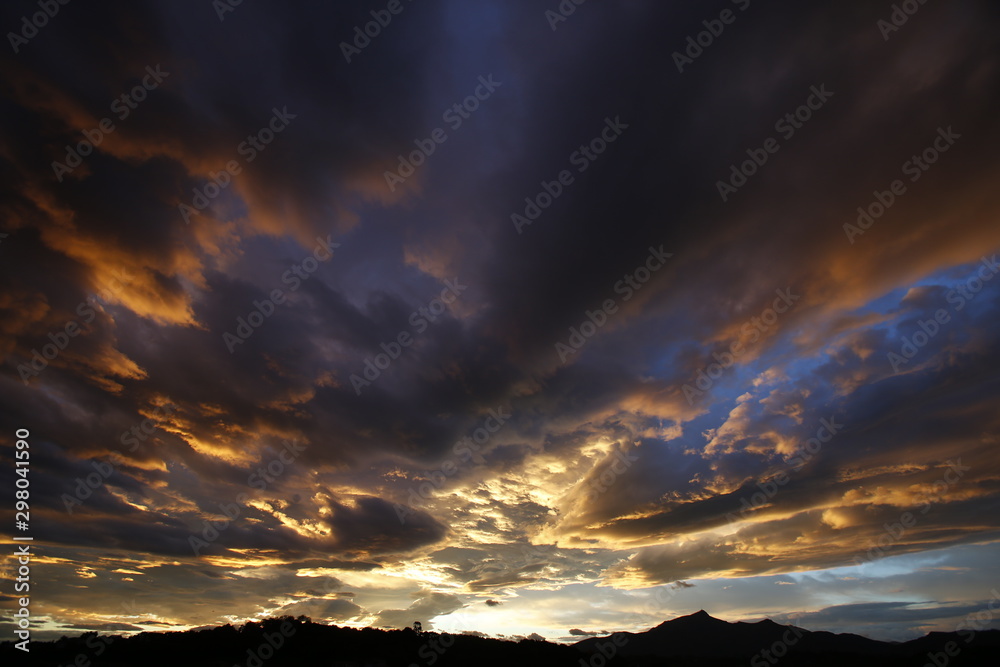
2,0,1000,646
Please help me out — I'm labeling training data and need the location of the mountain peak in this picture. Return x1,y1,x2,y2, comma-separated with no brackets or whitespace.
652,609,725,630
752,618,782,626
678,609,720,622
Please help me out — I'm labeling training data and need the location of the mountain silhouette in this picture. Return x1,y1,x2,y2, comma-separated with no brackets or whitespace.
3,613,998,666
574,610,1000,664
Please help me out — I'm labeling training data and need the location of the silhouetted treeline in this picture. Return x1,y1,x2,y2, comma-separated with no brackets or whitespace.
0,616,611,667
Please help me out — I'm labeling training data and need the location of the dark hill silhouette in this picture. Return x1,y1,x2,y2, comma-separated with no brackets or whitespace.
2,612,998,666
576,609,892,658
575,610,1000,665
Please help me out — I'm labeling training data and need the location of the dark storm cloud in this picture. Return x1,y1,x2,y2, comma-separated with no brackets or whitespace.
786,600,992,628
767,594,1000,641
324,496,447,553
2,0,999,641
3,0,994,470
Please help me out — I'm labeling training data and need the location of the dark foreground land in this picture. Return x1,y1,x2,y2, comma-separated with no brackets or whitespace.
3,611,999,666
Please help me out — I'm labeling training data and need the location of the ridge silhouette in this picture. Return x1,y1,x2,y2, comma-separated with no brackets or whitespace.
575,610,1000,664
3,612,998,666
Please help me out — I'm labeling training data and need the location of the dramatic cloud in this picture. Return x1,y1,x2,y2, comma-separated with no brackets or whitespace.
1,0,999,644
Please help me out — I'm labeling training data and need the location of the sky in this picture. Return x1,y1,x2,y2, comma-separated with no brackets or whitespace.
2,0,1000,646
